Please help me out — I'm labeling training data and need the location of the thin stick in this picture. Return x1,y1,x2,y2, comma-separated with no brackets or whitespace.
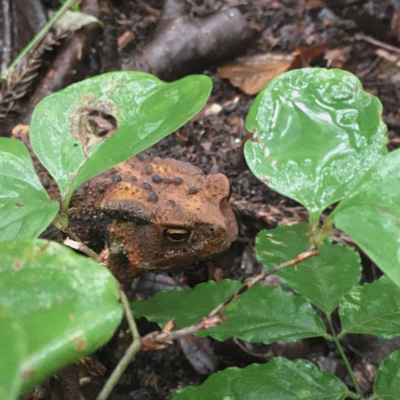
62,228,99,261
357,34,400,55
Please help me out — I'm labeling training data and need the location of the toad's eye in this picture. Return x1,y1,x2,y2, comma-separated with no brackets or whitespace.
163,228,190,244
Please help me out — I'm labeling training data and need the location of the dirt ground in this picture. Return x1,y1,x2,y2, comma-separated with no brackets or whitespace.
2,0,400,399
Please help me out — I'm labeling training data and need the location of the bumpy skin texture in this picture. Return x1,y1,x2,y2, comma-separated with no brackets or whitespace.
70,155,238,281
12,125,238,281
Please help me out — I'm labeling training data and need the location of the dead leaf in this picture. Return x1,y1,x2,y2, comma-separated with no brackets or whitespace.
218,53,294,95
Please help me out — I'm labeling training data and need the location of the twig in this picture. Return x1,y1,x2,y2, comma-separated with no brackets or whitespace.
61,228,99,261
142,315,224,347
357,33,400,55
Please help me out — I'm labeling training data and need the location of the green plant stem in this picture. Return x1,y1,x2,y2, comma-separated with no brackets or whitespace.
119,288,140,342
96,288,141,400
327,315,363,398
347,392,362,399
0,0,77,83
96,338,141,400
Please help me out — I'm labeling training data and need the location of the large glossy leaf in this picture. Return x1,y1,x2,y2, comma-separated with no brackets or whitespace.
199,284,327,343
171,357,351,400
256,223,362,314
0,305,24,400
374,350,400,399
0,138,59,242
0,239,123,395
333,149,400,287
30,72,212,198
340,275,400,338
244,68,387,217
131,280,241,329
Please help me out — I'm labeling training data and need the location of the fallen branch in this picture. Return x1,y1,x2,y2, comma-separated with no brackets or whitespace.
124,0,257,81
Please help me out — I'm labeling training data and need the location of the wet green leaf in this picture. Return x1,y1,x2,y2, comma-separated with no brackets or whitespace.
30,72,212,198
256,223,362,314
245,68,387,217
374,350,400,399
0,138,59,242
340,275,400,338
199,284,326,343
131,280,241,329
171,357,351,400
0,239,123,395
0,305,24,400
333,149,400,287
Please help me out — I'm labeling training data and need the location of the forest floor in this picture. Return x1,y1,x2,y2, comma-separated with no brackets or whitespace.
2,0,400,399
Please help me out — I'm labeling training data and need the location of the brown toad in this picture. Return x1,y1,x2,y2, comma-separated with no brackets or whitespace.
70,153,238,281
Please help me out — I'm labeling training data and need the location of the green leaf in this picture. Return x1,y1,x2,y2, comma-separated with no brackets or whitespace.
244,68,387,217
333,149,400,287
199,284,326,343
340,275,400,338
30,72,212,198
0,305,24,400
171,357,351,400
0,239,123,395
256,223,362,314
131,280,241,329
0,138,60,242
374,350,400,399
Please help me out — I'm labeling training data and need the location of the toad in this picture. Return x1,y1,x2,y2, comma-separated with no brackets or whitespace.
12,125,238,282
70,154,238,281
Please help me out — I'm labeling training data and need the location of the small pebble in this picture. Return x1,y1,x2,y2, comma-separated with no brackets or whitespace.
142,182,152,190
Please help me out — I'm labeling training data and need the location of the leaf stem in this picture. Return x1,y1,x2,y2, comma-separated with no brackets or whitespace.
119,288,140,342
0,0,77,83
96,338,141,400
327,315,363,398
96,287,142,400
